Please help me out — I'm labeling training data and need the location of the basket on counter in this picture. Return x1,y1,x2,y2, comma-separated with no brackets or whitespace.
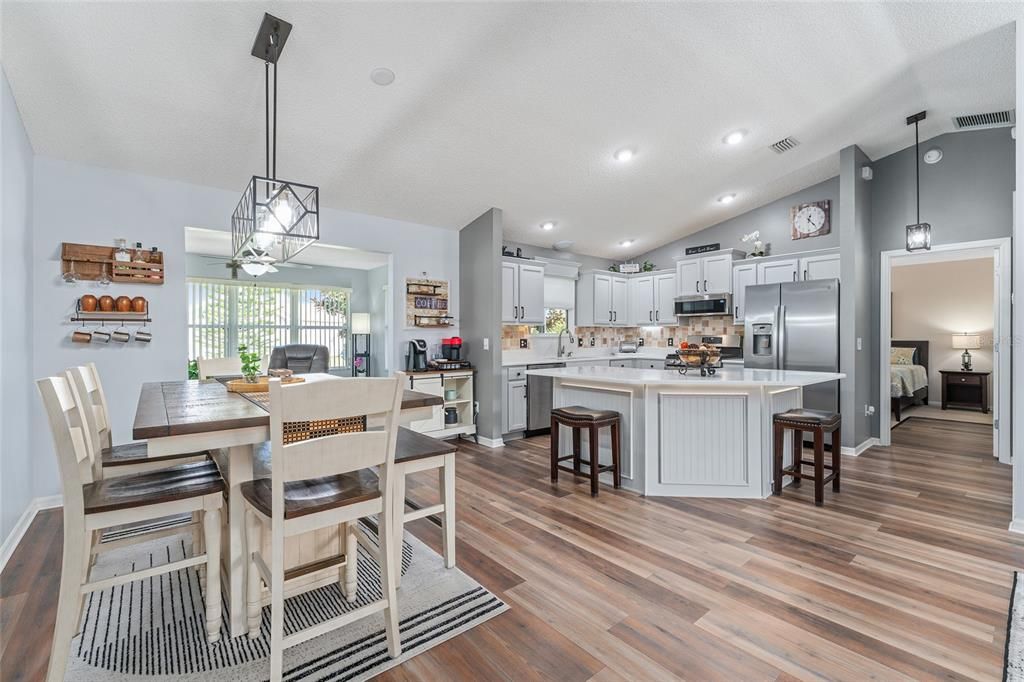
675,345,721,377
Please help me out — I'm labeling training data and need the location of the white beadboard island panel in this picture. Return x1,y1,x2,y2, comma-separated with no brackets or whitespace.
658,393,748,486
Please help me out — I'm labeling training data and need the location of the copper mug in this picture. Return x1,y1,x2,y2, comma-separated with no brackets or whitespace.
134,329,152,343
92,329,111,343
71,329,92,343
111,328,131,343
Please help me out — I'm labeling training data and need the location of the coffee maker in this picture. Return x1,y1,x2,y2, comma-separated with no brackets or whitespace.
405,339,428,371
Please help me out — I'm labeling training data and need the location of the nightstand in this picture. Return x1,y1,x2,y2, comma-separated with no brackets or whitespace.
939,370,990,413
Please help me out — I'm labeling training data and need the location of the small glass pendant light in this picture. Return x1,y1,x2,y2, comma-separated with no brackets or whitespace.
905,111,931,252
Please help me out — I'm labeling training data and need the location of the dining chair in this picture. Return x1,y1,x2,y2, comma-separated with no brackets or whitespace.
37,376,226,682
80,362,207,475
242,373,406,681
268,344,330,374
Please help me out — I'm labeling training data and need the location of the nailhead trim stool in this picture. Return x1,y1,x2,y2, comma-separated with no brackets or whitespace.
772,408,841,507
550,406,621,497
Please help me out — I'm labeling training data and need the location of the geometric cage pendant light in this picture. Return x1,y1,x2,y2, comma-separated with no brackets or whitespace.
232,13,319,263
904,110,931,252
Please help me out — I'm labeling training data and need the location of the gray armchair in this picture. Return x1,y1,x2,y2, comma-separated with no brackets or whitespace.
268,344,330,375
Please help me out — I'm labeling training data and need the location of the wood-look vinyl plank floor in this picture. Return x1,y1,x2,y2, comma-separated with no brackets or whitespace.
2,417,1020,681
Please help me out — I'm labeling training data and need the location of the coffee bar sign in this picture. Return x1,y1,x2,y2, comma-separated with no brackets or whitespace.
685,243,720,256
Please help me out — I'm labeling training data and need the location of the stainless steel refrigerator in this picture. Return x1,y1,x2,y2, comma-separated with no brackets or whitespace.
743,279,840,415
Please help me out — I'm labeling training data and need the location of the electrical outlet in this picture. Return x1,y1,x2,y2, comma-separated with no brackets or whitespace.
589,337,596,347
577,337,584,347
638,338,645,346
482,337,489,351
519,339,528,349
667,337,674,346
856,337,863,351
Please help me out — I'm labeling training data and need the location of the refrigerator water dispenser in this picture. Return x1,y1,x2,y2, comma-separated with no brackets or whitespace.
751,323,773,357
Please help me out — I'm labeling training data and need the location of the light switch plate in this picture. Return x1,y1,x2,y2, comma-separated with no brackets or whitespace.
856,337,863,351
482,337,489,351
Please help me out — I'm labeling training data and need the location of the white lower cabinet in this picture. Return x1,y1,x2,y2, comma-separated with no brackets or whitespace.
506,380,527,433
407,375,443,432
406,371,476,438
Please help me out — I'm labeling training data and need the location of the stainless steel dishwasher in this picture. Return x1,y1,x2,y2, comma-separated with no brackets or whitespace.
526,362,565,435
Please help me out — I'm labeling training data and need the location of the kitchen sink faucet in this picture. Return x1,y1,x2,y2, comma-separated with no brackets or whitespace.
557,328,576,358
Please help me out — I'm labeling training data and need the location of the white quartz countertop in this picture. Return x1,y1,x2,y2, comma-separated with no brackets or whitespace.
524,365,845,387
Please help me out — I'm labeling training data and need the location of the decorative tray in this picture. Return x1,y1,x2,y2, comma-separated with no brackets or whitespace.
226,376,305,393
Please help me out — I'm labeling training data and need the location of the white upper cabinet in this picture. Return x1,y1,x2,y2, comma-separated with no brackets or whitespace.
501,260,546,324
517,264,545,324
800,252,841,281
675,259,702,296
578,271,630,326
611,277,629,326
701,254,734,294
501,262,517,323
757,258,799,284
654,273,677,323
631,276,655,325
732,263,757,323
592,274,613,325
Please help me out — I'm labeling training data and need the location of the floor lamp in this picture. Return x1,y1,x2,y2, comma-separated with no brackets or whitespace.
351,313,371,376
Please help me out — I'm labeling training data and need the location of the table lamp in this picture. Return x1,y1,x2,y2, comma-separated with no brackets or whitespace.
951,333,980,371
351,313,371,377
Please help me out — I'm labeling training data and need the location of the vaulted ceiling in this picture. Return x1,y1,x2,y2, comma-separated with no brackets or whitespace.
2,2,1017,258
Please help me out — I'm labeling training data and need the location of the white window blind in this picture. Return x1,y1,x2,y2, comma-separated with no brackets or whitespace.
544,276,576,310
187,279,350,369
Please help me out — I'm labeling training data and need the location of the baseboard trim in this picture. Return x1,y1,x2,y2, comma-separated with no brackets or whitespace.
0,495,63,572
1009,518,1024,535
476,435,505,448
841,438,879,457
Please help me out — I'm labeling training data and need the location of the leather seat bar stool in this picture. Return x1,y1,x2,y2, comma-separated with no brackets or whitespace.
772,408,841,507
550,406,621,497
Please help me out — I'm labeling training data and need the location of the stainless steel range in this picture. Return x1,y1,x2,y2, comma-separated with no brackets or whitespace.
664,335,743,369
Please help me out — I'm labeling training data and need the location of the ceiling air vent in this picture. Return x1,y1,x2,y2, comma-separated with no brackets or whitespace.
770,136,800,154
953,110,1014,130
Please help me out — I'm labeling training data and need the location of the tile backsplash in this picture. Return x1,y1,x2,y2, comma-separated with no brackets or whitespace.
502,318,743,351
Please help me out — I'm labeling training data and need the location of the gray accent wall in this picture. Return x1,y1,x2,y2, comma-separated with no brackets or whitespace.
869,127,1015,439
838,145,874,448
632,176,840,267
460,209,503,442
1,69,35,543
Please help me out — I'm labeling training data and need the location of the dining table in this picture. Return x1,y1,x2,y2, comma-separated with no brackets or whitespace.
132,374,444,637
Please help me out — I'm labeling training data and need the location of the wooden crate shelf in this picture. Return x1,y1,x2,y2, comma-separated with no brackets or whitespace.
61,242,165,285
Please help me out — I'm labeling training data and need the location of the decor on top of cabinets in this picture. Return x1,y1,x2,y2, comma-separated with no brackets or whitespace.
791,200,831,240
231,13,319,266
406,277,453,327
741,231,767,257
904,111,932,252
61,243,165,285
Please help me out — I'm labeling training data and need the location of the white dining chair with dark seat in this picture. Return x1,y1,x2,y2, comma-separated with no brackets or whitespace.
81,362,208,475
242,373,405,682
37,375,226,682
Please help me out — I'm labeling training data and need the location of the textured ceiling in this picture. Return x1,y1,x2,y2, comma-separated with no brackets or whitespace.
2,2,1018,258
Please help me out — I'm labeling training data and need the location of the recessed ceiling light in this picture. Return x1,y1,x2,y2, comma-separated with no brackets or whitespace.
718,193,736,205
370,68,395,86
540,221,556,231
614,148,635,162
723,130,746,145
619,239,635,247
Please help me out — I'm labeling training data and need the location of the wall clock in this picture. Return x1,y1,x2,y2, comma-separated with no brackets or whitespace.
791,200,831,240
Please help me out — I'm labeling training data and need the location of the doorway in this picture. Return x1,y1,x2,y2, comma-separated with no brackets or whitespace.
879,238,1011,464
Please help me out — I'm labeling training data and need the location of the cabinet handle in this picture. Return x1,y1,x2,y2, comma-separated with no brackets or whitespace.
521,305,526,319
696,280,700,293
649,311,653,322
513,305,519,319
735,306,739,318
655,310,659,320
792,271,797,281
803,269,809,281
703,279,708,292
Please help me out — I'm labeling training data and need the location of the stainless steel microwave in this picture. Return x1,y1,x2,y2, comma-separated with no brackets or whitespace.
675,294,732,317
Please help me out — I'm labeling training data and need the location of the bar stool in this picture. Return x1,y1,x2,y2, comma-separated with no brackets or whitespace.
550,406,621,496
772,408,841,506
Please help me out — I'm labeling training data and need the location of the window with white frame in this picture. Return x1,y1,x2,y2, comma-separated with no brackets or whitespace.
187,279,350,369
527,276,576,335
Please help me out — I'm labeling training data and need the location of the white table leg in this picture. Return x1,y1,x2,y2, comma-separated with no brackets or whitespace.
441,452,456,568
227,444,254,637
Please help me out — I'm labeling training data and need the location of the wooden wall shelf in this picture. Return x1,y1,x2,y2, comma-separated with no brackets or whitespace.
61,243,165,285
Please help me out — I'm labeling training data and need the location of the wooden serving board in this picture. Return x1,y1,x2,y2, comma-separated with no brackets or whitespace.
225,376,305,393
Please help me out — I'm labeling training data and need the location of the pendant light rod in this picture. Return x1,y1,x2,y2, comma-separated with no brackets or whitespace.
906,111,926,224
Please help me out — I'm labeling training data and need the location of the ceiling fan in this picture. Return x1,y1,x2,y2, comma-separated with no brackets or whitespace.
197,251,311,279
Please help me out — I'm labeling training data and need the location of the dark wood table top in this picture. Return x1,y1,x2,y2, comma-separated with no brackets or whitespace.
133,378,443,440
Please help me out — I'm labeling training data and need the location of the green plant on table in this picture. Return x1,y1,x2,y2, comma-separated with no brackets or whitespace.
187,359,199,380
238,344,262,382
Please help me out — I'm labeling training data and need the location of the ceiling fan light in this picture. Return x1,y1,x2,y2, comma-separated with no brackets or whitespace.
241,261,271,276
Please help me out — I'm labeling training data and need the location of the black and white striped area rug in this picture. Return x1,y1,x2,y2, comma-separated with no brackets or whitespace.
66,519,507,681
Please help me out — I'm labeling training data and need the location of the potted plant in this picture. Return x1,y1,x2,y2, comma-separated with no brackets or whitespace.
238,344,262,383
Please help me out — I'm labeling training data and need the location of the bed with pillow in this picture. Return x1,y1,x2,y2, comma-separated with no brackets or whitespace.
890,340,929,422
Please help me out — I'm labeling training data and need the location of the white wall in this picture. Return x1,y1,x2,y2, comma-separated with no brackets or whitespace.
891,257,995,397
30,156,458,498
1,69,35,541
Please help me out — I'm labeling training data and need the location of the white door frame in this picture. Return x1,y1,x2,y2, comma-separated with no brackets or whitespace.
879,237,1012,465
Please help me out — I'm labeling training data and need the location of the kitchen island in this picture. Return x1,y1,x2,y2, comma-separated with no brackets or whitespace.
525,365,845,498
